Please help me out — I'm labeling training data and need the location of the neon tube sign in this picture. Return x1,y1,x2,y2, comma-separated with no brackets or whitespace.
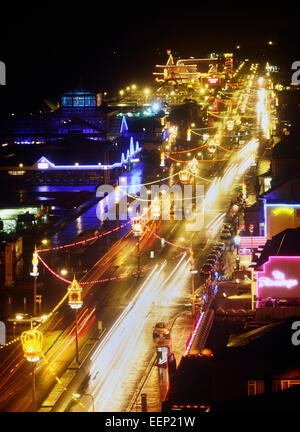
258,270,298,289
257,256,300,300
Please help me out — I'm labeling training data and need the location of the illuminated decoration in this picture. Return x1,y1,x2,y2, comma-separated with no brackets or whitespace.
264,203,300,239
272,207,294,217
21,329,43,362
179,170,191,184
259,270,297,289
185,312,205,355
68,277,83,309
188,157,199,175
257,256,300,301
152,197,160,218
235,115,241,125
187,128,191,141
160,152,165,167
30,250,39,277
226,120,234,131
35,141,141,171
239,236,267,248
131,217,144,237
208,144,216,153
242,183,247,200
249,224,254,234
207,77,220,85
119,116,128,134
238,248,252,255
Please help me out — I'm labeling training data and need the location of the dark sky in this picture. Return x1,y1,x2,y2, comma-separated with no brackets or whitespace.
0,3,299,114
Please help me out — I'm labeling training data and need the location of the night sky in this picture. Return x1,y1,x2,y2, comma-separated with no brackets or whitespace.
0,4,299,115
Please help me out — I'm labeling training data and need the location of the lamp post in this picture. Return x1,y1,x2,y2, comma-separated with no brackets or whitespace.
21,328,43,412
132,218,144,277
68,277,83,365
30,249,39,317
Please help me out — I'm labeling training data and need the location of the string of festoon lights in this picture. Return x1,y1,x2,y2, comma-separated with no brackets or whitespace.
165,154,230,163
36,220,132,253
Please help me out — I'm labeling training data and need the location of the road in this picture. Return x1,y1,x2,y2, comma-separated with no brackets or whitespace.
0,60,274,412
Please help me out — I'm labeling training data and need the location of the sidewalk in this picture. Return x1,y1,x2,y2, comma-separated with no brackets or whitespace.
130,311,194,412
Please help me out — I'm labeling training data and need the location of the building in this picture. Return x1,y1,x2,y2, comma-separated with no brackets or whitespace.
163,317,300,412
1,88,120,146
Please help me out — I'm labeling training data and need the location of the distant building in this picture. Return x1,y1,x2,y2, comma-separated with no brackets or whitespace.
1,88,118,145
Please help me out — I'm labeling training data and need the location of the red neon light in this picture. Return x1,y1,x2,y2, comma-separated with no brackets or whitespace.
207,77,220,85
257,256,300,300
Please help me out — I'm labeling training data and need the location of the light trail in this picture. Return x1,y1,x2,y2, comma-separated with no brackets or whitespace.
86,254,189,412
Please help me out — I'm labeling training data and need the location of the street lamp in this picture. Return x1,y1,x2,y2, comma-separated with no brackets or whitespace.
30,249,39,317
131,217,144,276
21,329,43,412
68,277,83,365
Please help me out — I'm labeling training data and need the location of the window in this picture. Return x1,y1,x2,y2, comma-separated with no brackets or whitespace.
248,381,257,396
281,380,300,390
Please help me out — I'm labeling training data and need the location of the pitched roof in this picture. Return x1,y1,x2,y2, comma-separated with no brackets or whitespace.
255,227,300,269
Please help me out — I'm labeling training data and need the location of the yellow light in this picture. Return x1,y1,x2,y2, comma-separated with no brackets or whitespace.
60,269,68,276
19,163,23,167
119,90,124,96
144,88,150,95
41,239,48,245
268,41,273,45
21,329,43,362
131,84,137,90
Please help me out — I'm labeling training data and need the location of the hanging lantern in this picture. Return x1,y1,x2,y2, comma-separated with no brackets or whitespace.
179,170,191,184
131,217,144,237
160,152,165,167
21,329,43,362
188,158,199,175
68,277,83,310
227,120,234,131
187,128,191,141
152,197,161,218
235,115,241,125
30,250,39,277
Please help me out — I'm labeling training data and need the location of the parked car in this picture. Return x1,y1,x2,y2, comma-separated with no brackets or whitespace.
153,322,170,339
201,263,212,273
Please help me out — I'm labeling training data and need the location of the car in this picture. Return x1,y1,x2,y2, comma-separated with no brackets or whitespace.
201,264,212,273
207,253,218,260
220,231,232,240
205,258,216,265
153,322,170,339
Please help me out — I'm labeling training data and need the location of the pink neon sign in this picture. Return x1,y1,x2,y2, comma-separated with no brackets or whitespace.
257,256,300,299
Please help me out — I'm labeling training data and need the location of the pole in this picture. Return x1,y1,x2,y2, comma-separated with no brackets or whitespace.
137,238,141,277
75,309,80,365
32,363,36,412
141,393,147,412
33,276,37,317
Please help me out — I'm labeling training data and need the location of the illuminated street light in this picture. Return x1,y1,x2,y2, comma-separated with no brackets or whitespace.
21,329,43,411
131,217,144,276
30,249,39,317
68,277,83,364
